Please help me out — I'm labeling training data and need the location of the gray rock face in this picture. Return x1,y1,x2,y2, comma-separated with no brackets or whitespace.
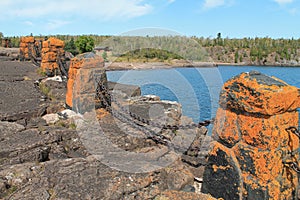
0,60,213,199
0,157,194,200
0,61,46,121
0,48,19,61
127,95,182,127
108,81,141,98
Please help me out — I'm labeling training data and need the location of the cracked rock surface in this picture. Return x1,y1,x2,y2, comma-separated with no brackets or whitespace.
0,60,215,199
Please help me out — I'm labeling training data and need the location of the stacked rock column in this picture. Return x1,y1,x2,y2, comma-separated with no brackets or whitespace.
66,53,110,114
19,36,35,60
41,37,65,76
202,71,300,200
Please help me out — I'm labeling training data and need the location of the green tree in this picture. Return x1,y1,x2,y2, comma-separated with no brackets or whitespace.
217,32,221,40
217,32,223,46
234,51,239,63
75,36,95,54
102,51,108,62
0,32,3,45
65,38,78,55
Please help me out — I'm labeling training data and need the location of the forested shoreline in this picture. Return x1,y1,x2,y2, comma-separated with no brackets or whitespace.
1,33,300,66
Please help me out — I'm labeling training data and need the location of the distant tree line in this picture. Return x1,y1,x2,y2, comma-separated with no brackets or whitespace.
3,33,300,64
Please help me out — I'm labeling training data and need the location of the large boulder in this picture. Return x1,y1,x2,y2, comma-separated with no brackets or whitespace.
203,71,300,200
66,52,109,114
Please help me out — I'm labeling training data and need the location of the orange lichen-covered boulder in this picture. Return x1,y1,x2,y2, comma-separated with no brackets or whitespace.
19,36,35,60
40,37,65,76
219,71,299,115
66,52,109,114
202,71,300,200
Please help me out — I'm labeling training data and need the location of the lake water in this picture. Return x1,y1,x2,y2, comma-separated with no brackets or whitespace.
107,66,300,124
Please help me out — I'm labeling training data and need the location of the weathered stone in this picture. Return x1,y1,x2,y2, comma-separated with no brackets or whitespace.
40,37,65,76
238,110,299,150
19,36,36,60
0,156,199,200
202,142,242,200
232,143,297,200
72,68,108,114
203,71,300,200
163,162,194,190
65,52,106,113
219,71,299,115
156,190,217,200
127,96,182,127
0,80,46,121
0,58,242,199
42,113,60,124
212,108,240,147
26,117,48,128
108,81,141,98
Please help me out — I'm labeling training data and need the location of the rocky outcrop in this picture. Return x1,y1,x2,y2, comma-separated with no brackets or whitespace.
19,36,42,61
0,47,19,61
156,190,217,200
40,37,65,76
0,61,46,121
0,59,215,199
19,36,35,60
66,52,109,114
202,71,300,200
108,81,141,98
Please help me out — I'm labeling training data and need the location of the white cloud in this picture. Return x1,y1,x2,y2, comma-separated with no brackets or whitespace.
45,20,71,31
289,8,298,14
203,0,225,9
274,0,294,4
2,0,153,20
167,0,175,3
23,21,34,26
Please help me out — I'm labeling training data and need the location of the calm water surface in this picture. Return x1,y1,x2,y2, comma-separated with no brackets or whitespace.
107,66,300,124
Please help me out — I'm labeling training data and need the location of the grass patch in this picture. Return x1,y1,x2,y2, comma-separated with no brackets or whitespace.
69,123,77,130
56,120,67,127
39,83,55,100
36,68,47,76
39,82,50,96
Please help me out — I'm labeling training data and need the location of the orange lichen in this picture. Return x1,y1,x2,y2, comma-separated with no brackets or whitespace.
212,164,232,172
220,72,299,115
205,71,300,199
19,36,37,60
40,37,65,74
212,108,240,147
237,111,299,150
209,142,232,157
65,53,104,108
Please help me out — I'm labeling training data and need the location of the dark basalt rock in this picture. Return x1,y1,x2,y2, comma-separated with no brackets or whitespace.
202,144,242,200
0,60,213,199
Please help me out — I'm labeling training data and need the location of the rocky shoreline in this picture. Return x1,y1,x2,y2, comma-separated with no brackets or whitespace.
105,60,300,71
1,47,300,199
0,60,217,199
1,47,300,71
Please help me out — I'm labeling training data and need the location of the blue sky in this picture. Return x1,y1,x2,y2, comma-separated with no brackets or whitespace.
0,0,299,38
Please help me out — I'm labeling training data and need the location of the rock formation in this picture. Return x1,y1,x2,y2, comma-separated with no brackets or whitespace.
19,36,36,60
66,52,110,114
40,37,65,76
202,71,300,199
0,59,215,199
